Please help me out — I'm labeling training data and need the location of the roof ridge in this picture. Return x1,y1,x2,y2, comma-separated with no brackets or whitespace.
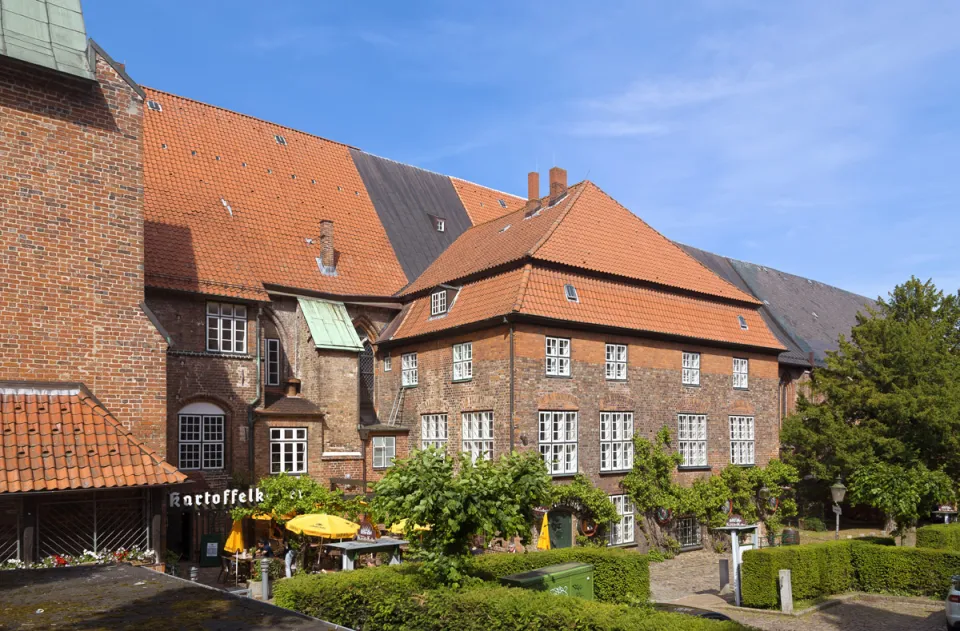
142,86,361,151
512,264,533,312
526,182,588,257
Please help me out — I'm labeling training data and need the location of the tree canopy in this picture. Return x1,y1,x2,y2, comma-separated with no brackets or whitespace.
783,277,960,481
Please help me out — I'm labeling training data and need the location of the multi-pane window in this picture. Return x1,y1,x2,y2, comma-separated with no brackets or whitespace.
609,495,636,545
270,428,306,474
462,411,494,462
373,436,396,469
179,414,224,470
453,342,473,381
545,337,571,376
730,416,755,465
430,290,447,316
266,338,281,386
681,352,700,385
678,413,707,467
401,353,418,387
600,412,634,472
383,355,392,372
206,302,247,353
676,516,702,548
605,344,627,380
421,414,448,452
538,411,578,475
733,358,749,389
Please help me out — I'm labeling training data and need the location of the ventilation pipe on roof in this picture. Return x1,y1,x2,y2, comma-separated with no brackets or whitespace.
549,166,567,199
319,220,335,273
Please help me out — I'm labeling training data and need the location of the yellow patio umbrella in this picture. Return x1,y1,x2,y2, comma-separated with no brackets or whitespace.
537,513,551,550
224,520,245,553
387,519,431,535
285,514,360,539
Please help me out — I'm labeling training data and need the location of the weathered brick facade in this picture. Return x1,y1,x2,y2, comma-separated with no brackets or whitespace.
0,55,167,455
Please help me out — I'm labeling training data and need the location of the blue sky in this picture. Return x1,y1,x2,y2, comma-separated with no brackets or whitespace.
85,1,960,300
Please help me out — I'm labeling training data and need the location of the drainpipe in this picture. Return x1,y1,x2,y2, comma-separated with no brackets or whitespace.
506,317,515,453
247,309,263,478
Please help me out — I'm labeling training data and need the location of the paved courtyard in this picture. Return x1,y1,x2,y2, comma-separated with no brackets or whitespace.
650,550,944,631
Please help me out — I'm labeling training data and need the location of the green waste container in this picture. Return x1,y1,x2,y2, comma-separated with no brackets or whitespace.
500,562,594,600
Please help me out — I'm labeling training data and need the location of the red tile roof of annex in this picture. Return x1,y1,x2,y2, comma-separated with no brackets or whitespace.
401,181,761,305
451,178,525,225
0,384,186,494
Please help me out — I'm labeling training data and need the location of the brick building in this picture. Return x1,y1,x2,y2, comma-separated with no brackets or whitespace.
0,1,184,564
375,170,786,549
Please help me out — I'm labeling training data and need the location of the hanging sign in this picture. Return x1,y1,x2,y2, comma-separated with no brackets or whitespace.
169,488,264,509
654,507,673,525
356,515,379,542
726,514,746,527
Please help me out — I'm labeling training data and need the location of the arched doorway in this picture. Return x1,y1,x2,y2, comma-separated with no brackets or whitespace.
356,327,376,425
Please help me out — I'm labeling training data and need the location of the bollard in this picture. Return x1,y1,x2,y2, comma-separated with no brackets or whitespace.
719,559,730,592
779,569,793,614
189,566,199,582
260,558,270,601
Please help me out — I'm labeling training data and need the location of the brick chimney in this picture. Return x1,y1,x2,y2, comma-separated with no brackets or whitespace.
285,378,302,397
527,171,540,201
319,220,335,270
549,166,567,198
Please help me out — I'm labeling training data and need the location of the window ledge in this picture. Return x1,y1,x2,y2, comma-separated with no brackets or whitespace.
682,383,701,388
734,387,749,391
599,469,631,476
605,379,628,383
678,466,712,472
168,349,253,361
452,379,473,384
733,463,756,468
606,541,638,549
679,545,704,553
545,374,573,379
549,473,578,479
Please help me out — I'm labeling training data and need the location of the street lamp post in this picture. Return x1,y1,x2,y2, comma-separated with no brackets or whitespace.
830,478,847,540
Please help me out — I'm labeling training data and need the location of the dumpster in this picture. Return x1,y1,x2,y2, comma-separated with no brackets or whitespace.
500,562,594,600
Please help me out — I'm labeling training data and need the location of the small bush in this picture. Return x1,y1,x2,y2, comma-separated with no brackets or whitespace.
741,540,860,608
276,568,749,630
251,557,286,581
916,523,960,550
467,547,650,603
802,517,826,532
852,544,960,598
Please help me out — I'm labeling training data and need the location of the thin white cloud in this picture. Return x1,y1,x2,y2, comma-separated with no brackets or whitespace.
566,120,668,138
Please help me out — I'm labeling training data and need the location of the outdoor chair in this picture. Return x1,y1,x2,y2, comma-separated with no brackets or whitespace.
217,555,235,584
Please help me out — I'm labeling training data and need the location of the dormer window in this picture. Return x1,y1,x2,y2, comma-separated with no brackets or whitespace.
436,218,445,232
431,290,447,316
738,315,748,330
564,284,579,303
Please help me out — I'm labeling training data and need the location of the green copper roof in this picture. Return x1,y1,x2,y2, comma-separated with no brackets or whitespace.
0,0,92,79
297,297,364,352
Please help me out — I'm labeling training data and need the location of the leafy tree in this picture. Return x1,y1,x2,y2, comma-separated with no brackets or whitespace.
849,462,956,542
622,427,683,515
230,472,357,524
550,473,620,526
372,448,551,585
783,278,960,481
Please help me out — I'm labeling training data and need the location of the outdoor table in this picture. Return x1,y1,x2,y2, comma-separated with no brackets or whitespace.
323,537,408,571
225,553,254,585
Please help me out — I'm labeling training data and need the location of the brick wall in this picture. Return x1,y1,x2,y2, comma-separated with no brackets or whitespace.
0,56,167,454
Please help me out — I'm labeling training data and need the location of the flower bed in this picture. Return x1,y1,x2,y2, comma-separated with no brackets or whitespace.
1,547,156,571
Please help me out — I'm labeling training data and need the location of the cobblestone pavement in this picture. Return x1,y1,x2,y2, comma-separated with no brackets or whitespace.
651,550,944,630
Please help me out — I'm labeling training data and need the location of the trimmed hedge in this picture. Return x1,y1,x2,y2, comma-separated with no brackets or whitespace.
917,523,960,550
274,566,748,631
467,547,650,604
739,536,960,609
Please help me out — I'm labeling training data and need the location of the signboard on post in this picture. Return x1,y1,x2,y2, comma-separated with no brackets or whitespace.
832,505,842,515
356,515,379,542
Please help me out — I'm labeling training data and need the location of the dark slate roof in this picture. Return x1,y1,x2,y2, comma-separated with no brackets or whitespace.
680,244,875,367
350,149,473,283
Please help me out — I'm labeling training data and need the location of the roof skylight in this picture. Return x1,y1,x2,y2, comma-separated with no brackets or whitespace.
275,134,287,145
564,284,579,303
738,315,748,330
500,224,511,233
147,100,162,112
498,199,507,208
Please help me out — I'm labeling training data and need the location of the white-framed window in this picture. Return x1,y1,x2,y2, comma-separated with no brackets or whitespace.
600,412,634,472
545,336,571,376
206,302,247,353
421,414,448,452
178,413,224,470
436,218,445,232
538,411,578,475
730,416,755,465
676,516,702,548
270,427,306,474
266,338,281,386
430,290,447,316
383,355,392,372
401,353,418,387
609,495,635,545
373,436,396,469
678,413,707,467
733,358,749,389
681,351,700,385
453,342,473,381
462,411,493,462
605,343,627,380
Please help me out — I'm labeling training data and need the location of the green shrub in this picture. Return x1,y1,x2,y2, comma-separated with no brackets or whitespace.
251,557,286,581
916,523,960,550
467,547,650,603
276,568,749,631
852,544,960,598
802,517,826,532
741,540,859,608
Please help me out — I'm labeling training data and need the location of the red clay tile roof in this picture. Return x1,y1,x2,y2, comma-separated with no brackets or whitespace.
0,383,186,494
383,265,784,351
401,182,759,305
143,88,410,299
451,178,525,225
